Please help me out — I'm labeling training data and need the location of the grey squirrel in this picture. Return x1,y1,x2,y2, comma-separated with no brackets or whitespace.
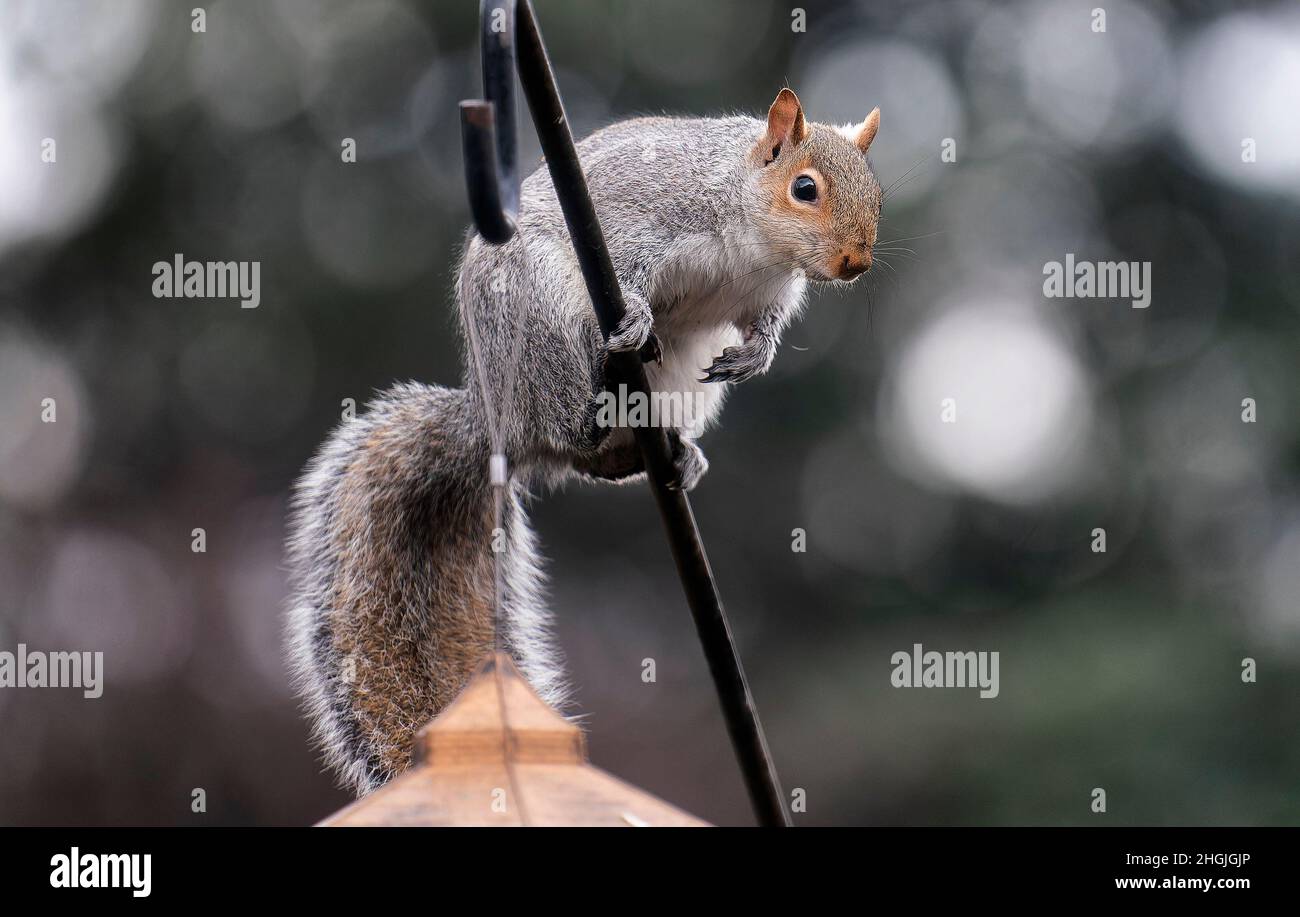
286,89,883,795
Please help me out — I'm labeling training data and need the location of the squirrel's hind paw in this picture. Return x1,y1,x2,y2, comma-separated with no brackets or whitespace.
667,432,708,492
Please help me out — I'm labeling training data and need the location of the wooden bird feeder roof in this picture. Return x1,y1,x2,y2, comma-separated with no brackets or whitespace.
319,653,709,827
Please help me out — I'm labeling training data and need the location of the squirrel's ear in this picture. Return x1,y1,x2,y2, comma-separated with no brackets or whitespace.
854,107,881,154
761,88,807,164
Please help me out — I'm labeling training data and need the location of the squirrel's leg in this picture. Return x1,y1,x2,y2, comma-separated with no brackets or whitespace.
700,316,779,384
572,432,642,483
563,296,655,459
573,427,707,492
523,284,661,464
568,288,704,489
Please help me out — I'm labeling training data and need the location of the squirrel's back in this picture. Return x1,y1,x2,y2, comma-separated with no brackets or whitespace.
514,115,763,239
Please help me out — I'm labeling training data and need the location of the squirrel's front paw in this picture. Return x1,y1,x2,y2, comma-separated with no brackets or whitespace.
700,337,774,385
607,304,661,364
667,433,708,492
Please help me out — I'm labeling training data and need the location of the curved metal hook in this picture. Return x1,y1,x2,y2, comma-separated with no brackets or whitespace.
459,0,519,245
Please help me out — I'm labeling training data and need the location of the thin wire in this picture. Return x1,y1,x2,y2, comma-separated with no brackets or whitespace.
460,234,532,656
459,231,534,825
459,293,506,657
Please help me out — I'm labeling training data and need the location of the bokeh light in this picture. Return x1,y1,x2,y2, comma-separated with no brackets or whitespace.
1176,8,1300,198
1019,0,1175,150
882,301,1093,505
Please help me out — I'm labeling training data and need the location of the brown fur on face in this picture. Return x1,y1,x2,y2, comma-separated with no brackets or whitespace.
750,90,883,282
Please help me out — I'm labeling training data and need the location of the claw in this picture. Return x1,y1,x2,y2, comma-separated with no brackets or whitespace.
608,304,655,354
700,349,738,384
639,331,663,365
700,336,775,385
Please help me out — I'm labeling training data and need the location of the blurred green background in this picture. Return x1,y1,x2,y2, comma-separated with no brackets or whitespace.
0,0,1297,825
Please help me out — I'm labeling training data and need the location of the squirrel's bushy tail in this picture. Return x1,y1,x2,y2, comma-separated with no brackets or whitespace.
285,382,566,796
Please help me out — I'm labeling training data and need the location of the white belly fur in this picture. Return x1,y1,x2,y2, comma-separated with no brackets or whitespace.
639,238,807,440
645,321,741,440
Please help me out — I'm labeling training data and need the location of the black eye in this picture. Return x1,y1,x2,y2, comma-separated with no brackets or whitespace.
792,175,818,202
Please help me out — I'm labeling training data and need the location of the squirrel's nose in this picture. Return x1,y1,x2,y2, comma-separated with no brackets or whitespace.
837,249,871,280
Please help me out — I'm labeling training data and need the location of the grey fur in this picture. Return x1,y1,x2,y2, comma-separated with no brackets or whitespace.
286,103,881,795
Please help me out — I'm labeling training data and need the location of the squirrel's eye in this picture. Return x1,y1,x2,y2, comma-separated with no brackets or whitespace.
791,175,818,203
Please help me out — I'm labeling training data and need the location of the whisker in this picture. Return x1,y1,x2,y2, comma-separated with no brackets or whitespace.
874,230,945,246
881,154,930,198
715,257,800,292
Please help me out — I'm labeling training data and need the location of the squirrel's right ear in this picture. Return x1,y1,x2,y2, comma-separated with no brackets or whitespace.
761,88,807,165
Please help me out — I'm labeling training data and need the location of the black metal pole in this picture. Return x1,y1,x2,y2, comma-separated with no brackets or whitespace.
461,0,790,827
